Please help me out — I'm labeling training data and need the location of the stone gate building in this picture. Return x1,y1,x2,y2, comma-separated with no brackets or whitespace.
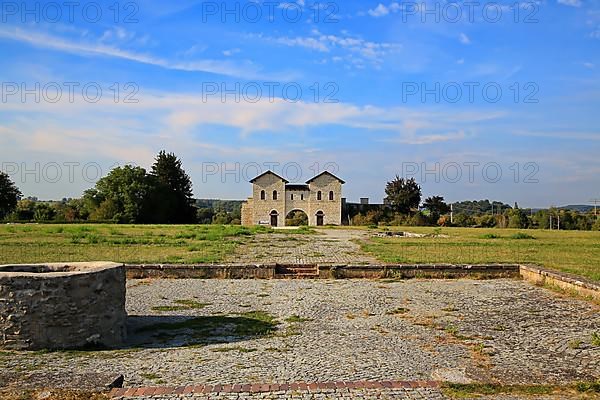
241,171,345,227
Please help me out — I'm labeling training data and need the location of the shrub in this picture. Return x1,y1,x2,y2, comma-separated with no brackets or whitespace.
510,232,535,239
480,233,501,239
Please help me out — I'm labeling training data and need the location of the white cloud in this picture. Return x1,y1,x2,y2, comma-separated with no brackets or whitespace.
514,130,600,140
583,62,595,68
557,0,581,6
222,48,241,56
393,130,467,145
0,27,281,80
272,36,330,52
368,4,390,17
2,85,503,159
257,30,400,66
459,33,471,44
367,2,401,17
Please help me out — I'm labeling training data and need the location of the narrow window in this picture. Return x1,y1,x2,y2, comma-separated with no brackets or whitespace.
329,191,334,201
317,191,322,201
291,194,294,200
260,190,265,200
301,194,304,200
273,190,278,200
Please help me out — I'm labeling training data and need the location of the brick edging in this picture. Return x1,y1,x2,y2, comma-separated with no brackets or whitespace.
109,380,441,397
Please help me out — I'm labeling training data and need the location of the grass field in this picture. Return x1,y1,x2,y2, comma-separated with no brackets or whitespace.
0,224,274,265
0,224,598,283
359,226,600,282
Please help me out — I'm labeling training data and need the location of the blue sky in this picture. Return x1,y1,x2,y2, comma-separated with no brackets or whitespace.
0,0,598,206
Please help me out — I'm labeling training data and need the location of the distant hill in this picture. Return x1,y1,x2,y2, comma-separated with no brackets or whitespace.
195,199,244,213
559,205,594,212
451,200,512,215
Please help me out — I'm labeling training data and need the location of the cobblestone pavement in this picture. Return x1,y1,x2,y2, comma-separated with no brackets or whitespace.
0,279,598,398
112,387,446,399
226,228,378,264
110,381,445,399
109,391,588,400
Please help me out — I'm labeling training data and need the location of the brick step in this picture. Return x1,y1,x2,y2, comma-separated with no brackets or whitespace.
275,265,318,275
275,271,319,275
274,272,319,277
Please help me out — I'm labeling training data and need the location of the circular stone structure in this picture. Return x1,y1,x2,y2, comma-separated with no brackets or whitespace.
0,262,126,350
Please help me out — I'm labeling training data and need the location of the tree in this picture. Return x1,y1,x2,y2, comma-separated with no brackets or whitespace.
93,165,154,223
507,208,528,228
0,172,21,219
150,151,196,223
423,196,450,223
212,211,233,224
285,210,308,226
196,208,214,224
454,213,475,227
384,176,421,214
33,202,56,222
13,199,35,221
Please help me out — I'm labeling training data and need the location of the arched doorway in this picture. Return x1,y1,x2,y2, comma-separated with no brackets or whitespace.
316,210,324,226
285,209,308,226
270,210,279,227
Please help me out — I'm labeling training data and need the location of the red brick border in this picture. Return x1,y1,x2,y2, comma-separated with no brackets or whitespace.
110,380,440,397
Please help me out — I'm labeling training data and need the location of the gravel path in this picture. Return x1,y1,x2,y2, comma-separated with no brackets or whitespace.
226,228,377,264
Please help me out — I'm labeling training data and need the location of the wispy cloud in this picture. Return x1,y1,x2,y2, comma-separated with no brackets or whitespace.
2,84,505,158
0,27,282,80
253,29,400,67
386,130,468,144
459,33,471,44
557,0,581,7
513,130,600,141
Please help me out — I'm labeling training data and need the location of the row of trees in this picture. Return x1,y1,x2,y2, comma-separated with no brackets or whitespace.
452,207,600,230
350,176,600,230
2,166,599,229
1,152,246,225
2,152,198,224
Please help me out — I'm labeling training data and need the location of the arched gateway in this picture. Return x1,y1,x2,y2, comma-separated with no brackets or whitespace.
241,171,345,227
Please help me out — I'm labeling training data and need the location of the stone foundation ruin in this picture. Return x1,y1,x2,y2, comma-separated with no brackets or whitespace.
0,262,126,350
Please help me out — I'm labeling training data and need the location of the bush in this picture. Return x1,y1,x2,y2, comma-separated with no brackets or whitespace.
510,232,535,239
352,209,383,226
406,212,427,226
453,213,475,227
480,233,501,239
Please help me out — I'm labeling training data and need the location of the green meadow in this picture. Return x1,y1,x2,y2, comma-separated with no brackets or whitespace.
0,224,271,265
0,224,598,282
359,226,600,282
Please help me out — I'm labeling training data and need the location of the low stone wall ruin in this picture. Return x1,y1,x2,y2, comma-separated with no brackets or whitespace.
0,262,126,350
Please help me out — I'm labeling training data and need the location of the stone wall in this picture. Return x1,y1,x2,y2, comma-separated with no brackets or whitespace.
0,262,126,350
520,264,600,302
125,263,521,280
305,173,342,225
251,173,286,226
241,198,253,226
